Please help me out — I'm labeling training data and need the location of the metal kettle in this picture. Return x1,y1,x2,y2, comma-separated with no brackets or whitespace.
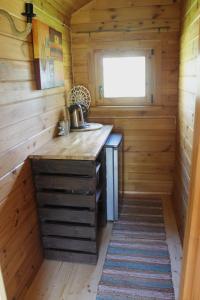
69,104,85,129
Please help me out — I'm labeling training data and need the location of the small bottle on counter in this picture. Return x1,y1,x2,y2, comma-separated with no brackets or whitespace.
57,120,70,136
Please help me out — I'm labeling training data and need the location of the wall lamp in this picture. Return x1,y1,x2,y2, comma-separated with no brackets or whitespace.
0,3,36,38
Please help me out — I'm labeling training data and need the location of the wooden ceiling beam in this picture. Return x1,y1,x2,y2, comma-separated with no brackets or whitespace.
53,0,93,20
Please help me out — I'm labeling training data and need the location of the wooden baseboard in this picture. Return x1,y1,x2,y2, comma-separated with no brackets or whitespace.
123,191,171,200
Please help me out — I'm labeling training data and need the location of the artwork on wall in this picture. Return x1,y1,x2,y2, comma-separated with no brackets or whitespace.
32,19,64,90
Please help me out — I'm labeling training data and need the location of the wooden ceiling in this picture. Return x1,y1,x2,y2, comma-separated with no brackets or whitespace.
53,0,92,19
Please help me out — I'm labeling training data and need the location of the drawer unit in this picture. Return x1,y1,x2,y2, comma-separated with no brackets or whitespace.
42,237,97,253
35,175,96,192
31,150,106,264
38,207,96,225
36,192,96,209
32,159,97,176
41,223,96,239
44,249,97,264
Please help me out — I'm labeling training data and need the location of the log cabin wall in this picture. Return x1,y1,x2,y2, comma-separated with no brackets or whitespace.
0,0,72,299
71,0,181,195
174,0,200,241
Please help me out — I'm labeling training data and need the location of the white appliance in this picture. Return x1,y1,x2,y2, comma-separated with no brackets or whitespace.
105,133,123,221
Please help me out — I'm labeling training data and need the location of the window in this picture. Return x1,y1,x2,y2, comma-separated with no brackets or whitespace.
103,56,146,98
95,49,155,106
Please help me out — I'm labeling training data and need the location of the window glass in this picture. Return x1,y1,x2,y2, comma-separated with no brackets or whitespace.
103,56,146,98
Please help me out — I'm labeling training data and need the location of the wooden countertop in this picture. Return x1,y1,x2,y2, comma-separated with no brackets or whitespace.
30,125,113,161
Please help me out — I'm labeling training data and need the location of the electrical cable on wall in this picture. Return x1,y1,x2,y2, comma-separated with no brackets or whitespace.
0,3,36,38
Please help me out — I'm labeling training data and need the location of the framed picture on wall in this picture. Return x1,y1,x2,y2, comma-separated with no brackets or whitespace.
32,19,64,90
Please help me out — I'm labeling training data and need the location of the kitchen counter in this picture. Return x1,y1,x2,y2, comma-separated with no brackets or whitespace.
30,125,113,161
30,124,112,264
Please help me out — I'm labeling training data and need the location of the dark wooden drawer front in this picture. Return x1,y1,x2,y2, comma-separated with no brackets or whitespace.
39,208,96,225
32,159,96,176
43,237,97,253
37,192,96,209
45,249,97,264
41,223,96,239
31,146,107,264
35,175,96,192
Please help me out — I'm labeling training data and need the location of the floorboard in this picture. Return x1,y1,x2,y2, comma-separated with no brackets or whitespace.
24,197,182,300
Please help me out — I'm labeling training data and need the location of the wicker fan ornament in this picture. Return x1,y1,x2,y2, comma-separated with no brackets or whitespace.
68,85,91,109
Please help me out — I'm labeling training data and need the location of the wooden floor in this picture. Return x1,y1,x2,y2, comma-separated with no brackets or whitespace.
24,198,182,300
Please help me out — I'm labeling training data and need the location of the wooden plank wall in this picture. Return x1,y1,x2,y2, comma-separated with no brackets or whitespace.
71,0,180,195
174,0,200,241
0,0,72,299
52,0,95,20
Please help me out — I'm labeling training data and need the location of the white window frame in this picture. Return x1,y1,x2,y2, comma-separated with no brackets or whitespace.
94,49,155,106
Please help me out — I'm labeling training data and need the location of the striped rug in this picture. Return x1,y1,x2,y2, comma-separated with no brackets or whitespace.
96,198,175,300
